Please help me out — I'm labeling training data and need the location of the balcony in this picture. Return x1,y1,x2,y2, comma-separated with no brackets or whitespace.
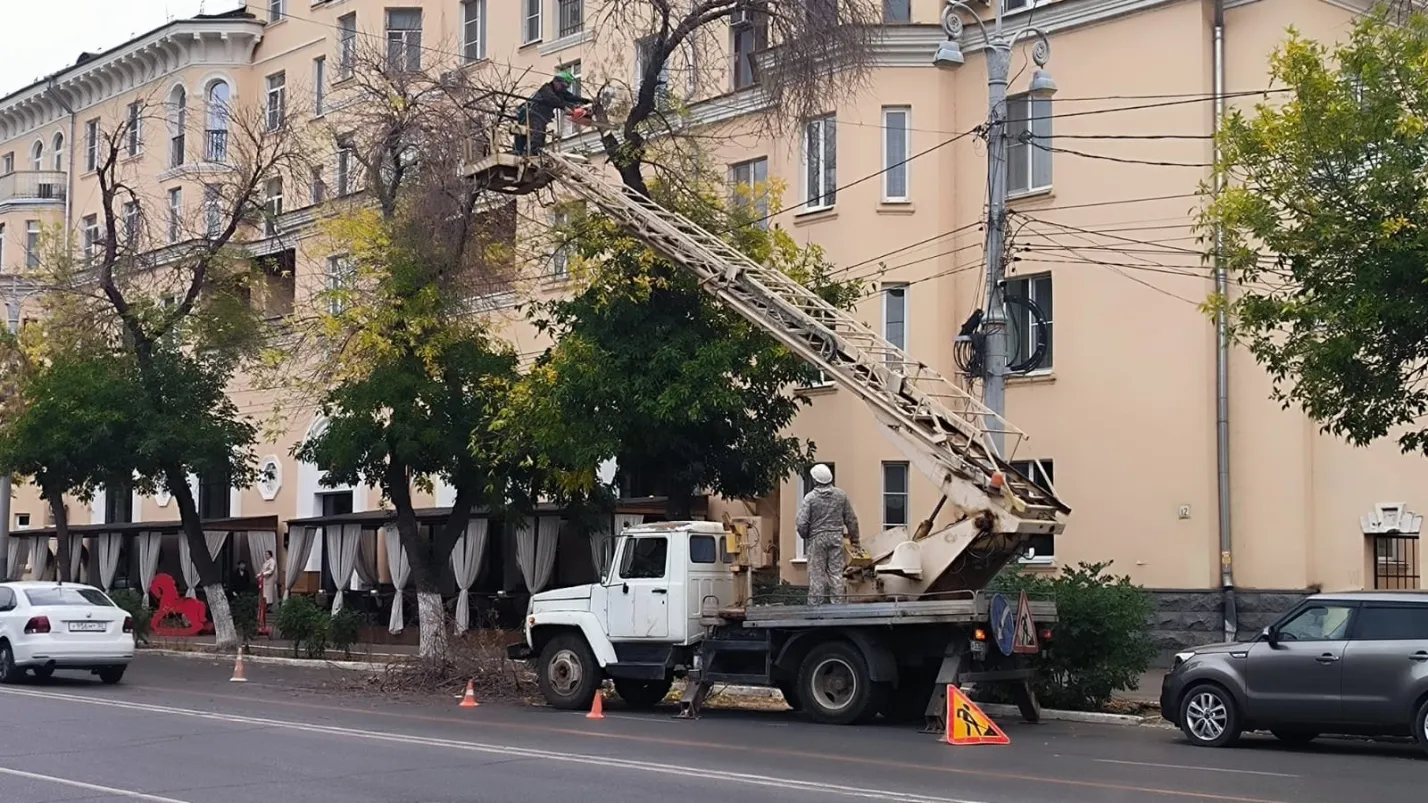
0,171,67,206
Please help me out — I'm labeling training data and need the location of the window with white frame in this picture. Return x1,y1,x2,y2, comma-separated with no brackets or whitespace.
1009,459,1055,562
206,81,230,162
29,141,42,171
24,221,40,269
730,157,769,227
81,215,99,263
1006,93,1052,195
84,119,100,171
336,137,356,195
51,132,63,171
122,201,140,244
1005,0,1032,9
1005,273,1053,371
2,152,12,174
884,0,911,22
731,7,769,90
310,166,327,205
266,72,286,131
549,203,583,278
463,0,487,63
554,61,583,137
125,102,143,156
794,462,836,561
203,184,222,238
557,0,584,38
0,223,5,267
882,106,910,201
386,8,423,73
882,462,909,530
268,0,285,22
168,86,186,168
327,254,355,315
635,36,671,107
338,13,358,79
883,283,906,358
13,513,29,530
803,114,836,211
522,0,542,44
167,187,182,244
264,178,283,237
313,57,326,116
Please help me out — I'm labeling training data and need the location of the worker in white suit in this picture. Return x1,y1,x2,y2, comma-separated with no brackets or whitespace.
795,464,860,605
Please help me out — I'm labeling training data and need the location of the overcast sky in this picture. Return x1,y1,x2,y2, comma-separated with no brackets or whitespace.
0,0,243,98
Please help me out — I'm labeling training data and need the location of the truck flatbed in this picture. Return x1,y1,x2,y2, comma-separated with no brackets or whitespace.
722,594,1056,629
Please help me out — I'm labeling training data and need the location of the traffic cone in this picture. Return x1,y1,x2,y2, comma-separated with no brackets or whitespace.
459,680,479,708
586,689,605,720
229,647,248,683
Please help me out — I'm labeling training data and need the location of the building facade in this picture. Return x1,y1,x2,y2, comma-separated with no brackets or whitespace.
0,0,1421,651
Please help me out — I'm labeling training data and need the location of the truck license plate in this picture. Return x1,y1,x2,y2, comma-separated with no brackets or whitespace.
67,622,106,632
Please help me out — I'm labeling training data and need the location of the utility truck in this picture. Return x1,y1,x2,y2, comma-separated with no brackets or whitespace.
468,146,1070,728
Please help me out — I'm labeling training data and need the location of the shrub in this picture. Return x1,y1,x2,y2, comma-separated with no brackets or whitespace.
276,595,329,658
329,608,363,660
990,560,1156,711
108,589,151,645
229,592,261,645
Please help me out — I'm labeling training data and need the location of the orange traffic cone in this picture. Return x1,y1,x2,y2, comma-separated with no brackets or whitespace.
459,680,479,708
229,647,248,683
586,689,605,720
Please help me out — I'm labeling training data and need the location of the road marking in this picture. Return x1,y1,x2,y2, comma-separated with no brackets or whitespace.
1093,759,1299,778
0,688,987,803
0,765,194,802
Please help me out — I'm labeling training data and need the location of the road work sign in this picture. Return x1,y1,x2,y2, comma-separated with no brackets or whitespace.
945,685,1010,746
1012,591,1040,655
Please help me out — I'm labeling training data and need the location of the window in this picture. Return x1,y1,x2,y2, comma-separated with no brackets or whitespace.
1005,0,1032,9
203,184,223,238
264,178,283,237
730,157,769,227
794,463,836,560
620,536,668,579
338,13,357,79
522,0,541,44
882,462,909,531
1353,605,1428,640
104,480,133,524
884,0,911,22
51,132,63,171
24,221,39,269
319,490,354,517
310,166,327,205
386,8,423,73
807,0,838,27
268,0,284,22
689,535,717,564
0,223,5,266
882,106,910,201
1006,93,1052,194
167,187,183,244
549,204,581,277
206,81,230,162
125,102,143,156
1010,459,1055,562
169,86,187,168
313,57,326,116
122,201,140,244
13,513,29,530
336,137,356,196
462,0,487,63
883,283,906,354
554,61,583,137
731,9,768,90
1005,273,1053,372
803,114,836,210
82,215,99,262
30,140,42,171
2,152,12,174
266,72,286,131
1277,604,1354,641
327,254,354,314
198,469,232,519
85,119,100,171
635,36,671,106
557,0,584,38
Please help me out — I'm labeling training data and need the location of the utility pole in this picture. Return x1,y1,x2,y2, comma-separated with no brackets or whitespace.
935,0,1056,458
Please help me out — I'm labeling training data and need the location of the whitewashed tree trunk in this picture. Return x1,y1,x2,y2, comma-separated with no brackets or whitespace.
417,591,447,659
207,584,238,648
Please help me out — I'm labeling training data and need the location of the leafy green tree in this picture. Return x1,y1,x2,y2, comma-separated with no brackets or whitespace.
1202,8,1428,452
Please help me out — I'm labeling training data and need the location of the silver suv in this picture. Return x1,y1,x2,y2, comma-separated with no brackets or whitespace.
1160,592,1428,754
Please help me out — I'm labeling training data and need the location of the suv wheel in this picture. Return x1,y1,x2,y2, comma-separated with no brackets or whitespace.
1179,684,1241,748
1413,697,1428,757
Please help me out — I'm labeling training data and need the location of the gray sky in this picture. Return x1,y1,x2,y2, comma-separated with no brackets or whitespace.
0,0,241,98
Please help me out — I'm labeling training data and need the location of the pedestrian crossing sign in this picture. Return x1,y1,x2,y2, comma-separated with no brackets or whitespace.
1013,591,1040,655
946,685,1010,745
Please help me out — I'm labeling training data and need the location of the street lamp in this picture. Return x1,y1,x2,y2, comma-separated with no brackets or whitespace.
933,0,1055,458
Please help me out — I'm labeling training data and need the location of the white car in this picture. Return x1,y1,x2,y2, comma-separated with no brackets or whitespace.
0,581,135,684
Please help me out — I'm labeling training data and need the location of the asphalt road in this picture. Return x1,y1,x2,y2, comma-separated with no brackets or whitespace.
0,654,1421,803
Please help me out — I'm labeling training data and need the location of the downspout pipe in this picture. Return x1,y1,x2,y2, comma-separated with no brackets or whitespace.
1212,0,1236,643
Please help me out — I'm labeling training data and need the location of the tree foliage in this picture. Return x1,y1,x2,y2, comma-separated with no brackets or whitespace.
1201,8,1428,453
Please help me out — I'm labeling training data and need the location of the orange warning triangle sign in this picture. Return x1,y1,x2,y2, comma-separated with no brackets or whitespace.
1013,591,1040,655
946,685,1010,746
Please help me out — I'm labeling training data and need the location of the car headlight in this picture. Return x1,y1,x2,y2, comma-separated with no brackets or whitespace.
1172,651,1195,668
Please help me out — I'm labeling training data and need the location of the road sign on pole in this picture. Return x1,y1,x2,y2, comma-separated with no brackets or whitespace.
1013,591,1040,654
990,592,1015,656
946,685,1010,746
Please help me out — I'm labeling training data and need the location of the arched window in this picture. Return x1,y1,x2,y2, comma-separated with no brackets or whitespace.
30,140,43,171
51,132,63,171
168,85,187,167
205,80,230,162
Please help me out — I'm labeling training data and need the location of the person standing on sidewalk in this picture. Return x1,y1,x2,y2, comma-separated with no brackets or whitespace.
795,464,860,605
259,550,278,615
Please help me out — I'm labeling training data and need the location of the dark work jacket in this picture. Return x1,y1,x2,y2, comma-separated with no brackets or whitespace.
522,81,591,125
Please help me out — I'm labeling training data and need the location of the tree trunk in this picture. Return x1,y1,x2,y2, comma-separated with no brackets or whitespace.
167,468,238,648
47,491,70,582
386,460,447,659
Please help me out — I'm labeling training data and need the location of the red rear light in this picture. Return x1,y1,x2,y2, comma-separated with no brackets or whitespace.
122,616,134,634
1040,627,1054,643
24,616,50,634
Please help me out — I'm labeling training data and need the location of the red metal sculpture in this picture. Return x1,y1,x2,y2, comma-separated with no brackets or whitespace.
149,573,208,638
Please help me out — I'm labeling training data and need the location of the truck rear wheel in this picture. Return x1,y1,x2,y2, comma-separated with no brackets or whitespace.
614,678,673,710
797,641,887,725
537,633,601,711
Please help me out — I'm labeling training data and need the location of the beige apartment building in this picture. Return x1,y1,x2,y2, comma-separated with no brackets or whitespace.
0,0,1422,650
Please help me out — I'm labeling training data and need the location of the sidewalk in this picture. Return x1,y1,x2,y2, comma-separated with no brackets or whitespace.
1116,670,1166,704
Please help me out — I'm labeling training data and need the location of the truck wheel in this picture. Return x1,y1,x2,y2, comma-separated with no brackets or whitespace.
537,633,601,711
614,678,673,710
777,681,803,711
797,641,887,725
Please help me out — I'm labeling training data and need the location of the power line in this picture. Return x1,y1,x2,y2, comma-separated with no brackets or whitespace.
1030,142,1213,168
832,221,983,277
1012,192,1199,212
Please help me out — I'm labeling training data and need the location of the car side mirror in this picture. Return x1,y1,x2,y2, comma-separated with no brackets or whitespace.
1262,625,1279,647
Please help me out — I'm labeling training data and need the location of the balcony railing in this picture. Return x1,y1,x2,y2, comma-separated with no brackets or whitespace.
0,171,67,205
205,129,229,163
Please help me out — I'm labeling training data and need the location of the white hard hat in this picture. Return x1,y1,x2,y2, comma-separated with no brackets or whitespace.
809,464,833,485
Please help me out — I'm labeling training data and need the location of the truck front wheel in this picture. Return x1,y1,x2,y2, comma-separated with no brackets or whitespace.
537,633,601,711
797,641,888,725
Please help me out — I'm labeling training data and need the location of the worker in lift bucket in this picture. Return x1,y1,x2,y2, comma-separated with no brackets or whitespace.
796,464,861,606
511,69,594,156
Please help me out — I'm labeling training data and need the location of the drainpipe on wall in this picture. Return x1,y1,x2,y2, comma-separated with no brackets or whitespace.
44,78,76,233
1212,0,1236,643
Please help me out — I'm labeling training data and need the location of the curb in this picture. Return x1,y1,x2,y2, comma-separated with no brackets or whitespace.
143,647,394,673
976,702,1152,727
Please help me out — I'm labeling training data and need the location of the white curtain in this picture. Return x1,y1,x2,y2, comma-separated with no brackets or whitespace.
6,537,27,581
353,528,380,588
136,532,163,604
384,526,411,634
28,536,51,580
245,531,278,577
593,514,643,578
178,536,199,597
451,519,490,634
324,524,362,613
67,534,83,582
516,516,560,595
95,533,123,591
284,526,317,600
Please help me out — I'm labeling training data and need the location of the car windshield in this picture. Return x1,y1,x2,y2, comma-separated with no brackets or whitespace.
24,587,114,607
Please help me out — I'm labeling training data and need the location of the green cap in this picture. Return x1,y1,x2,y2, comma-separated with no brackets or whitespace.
555,69,576,84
